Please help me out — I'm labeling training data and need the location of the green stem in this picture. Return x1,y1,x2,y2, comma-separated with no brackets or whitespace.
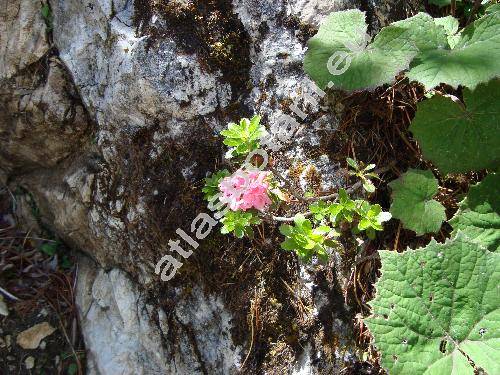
266,163,394,222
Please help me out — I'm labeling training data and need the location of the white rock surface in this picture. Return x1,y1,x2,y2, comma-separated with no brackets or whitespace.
52,0,230,130
0,295,8,316
287,0,357,26
76,256,242,375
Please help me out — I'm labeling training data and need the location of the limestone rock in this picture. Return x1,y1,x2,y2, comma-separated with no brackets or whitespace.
0,61,91,170
76,256,242,375
287,0,360,26
0,0,49,79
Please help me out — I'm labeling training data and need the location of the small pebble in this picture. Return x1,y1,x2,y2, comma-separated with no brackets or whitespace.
39,308,49,317
25,356,35,369
39,340,46,349
16,322,56,349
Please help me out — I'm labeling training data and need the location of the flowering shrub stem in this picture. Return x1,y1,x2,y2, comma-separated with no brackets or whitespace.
201,115,392,263
269,163,395,222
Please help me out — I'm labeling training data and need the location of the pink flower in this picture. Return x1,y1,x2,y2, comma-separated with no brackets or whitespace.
219,170,272,211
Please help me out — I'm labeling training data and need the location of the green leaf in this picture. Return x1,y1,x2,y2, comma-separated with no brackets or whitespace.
280,238,297,251
41,4,50,18
363,180,376,193
202,169,230,201
354,202,391,235
220,115,267,158
279,217,331,262
314,225,332,235
407,11,500,89
279,224,294,236
434,16,461,48
249,115,262,135
234,228,244,238
41,4,53,31
338,188,350,204
365,233,500,374
346,157,359,169
366,172,380,179
450,173,500,251
304,10,421,91
294,213,308,228
223,138,242,147
60,255,73,269
358,218,372,231
309,201,331,222
486,3,500,14
314,244,329,262
328,203,343,217
367,204,382,218
305,10,500,91
40,242,58,256
67,363,78,375
389,169,446,235
220,210,261,238
410,80,500,174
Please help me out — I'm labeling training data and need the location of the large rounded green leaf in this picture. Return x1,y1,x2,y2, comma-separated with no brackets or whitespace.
365,233,500,374
304,9,500,91
407,10,500,89
303,11,449,91
410,79,500,174
389,169,446,235
450,173,500,252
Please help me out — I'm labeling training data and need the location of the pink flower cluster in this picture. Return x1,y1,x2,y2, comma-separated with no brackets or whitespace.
219,170,272,211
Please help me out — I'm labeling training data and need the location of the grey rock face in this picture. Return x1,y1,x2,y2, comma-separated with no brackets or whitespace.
0,0,49,79
52,0,230,129
1,0,404,373
0,61,90,170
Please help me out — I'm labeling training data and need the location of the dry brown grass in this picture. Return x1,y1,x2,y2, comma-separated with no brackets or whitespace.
0,189,85,374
